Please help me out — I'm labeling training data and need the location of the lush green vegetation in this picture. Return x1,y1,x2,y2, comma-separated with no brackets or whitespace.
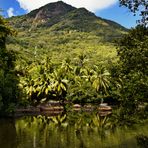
0,1,147,125
18,55,116,106
110,25,148,120
0,15,19,114
6,1,126,69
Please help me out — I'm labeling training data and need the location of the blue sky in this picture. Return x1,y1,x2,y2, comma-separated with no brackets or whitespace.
97,3,140,28
0,0,140,28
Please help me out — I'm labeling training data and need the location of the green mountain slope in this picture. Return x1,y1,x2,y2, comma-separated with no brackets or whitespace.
9,1,75,30
7,1,127,66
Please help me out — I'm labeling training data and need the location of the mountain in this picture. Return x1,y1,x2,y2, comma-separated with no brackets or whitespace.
9,1,126,35
9,1,75,30
7,1,127,66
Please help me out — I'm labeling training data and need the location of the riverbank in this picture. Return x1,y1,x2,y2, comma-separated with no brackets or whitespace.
13,103,112,117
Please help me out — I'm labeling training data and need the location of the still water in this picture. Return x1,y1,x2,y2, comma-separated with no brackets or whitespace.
0,112,148,148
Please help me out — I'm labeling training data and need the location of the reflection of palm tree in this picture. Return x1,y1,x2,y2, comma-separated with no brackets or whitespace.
16,116,52,148
92,114,110,128
50,114,67,126
91,113,111,139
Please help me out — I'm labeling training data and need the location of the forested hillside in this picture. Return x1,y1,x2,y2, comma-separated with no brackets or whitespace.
7,1,127,66
1,1,147,118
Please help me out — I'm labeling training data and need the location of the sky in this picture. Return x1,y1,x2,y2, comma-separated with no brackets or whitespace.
0,0,140,28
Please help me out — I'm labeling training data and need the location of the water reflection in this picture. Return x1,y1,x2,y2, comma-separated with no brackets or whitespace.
0,113,148,148
0,119,17,148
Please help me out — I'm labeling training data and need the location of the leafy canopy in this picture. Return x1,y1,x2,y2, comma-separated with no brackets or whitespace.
119,0,148,25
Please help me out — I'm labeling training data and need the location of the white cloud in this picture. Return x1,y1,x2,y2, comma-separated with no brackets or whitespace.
7,7,15,17
16,0,117,12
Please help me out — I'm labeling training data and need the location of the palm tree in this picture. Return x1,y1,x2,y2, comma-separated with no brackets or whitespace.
20,60,53,105
51,69,68,103
91,66,111,102
81,67,94,82
74,53,88,76
61,58,73,73
77,54,87,68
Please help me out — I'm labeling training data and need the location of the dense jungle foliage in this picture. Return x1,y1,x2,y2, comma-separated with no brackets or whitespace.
0,1,147,123
0,15,19,114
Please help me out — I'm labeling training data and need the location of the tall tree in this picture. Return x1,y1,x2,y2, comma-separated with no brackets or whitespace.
91,66,111,101
0,15,18,114
119,0,148,25
116,25,148,115
118,25,148,74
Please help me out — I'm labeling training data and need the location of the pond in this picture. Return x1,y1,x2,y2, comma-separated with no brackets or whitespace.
0,112,148,148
